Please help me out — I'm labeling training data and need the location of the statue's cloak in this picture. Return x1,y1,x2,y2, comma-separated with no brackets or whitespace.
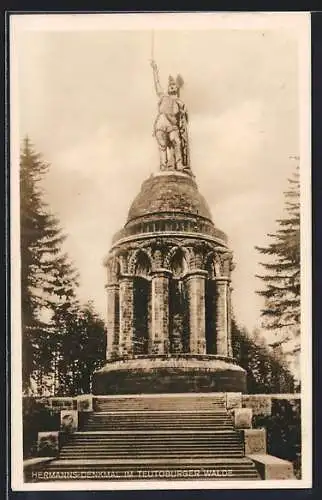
175,100,190,168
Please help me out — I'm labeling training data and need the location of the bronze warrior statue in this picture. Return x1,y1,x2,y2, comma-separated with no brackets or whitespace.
150,59,191,175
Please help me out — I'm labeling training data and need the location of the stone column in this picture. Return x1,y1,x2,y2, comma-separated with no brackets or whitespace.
150,269,171,354
105,283,119,359
227,284,233,357
118,275,134,356
186,270,207,354
215,278,230,356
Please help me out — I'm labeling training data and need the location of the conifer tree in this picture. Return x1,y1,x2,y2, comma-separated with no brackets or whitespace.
20,137,79,392
255,165,300,352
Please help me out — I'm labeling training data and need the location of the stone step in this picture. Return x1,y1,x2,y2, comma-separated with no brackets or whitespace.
59,453,245,459
67,438,241,444
60,447,244,453
83,425,234,431
82,412,234,431
68,432,239,443
86,415,232,420
65,443,241,448
71,430,239,435
61,448,243,453
84,422,232,426
94,405,227,412
47,457,256,465
72,431,238,435
93,396,227,413
87,415,230,420
84,420,233,424
63,446,242,451
67,436,241,442
94,407,228,413
61,443,243,448
61,442,243,449
89,410,228,415
67,436,241,443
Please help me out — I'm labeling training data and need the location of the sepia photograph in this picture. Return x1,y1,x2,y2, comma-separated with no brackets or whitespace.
10,12,311,490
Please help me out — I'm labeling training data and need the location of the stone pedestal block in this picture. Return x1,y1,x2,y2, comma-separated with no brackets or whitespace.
234,407,252,429
37,431,60,457
248,454,295,479
226,392,242,410
92,355,247,394
242,428,267,454
60,410,78,433
76,395,93,412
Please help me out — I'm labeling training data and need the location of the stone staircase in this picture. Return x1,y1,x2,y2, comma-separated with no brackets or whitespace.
29,394,260,481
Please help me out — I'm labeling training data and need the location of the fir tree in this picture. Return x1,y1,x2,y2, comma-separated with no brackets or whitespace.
255,165,300,351
20,137,79,392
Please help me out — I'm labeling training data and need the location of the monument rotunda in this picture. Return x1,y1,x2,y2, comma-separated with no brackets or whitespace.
92,60,246,394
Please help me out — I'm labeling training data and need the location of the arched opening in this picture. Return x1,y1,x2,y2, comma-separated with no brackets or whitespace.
115,260,120,279
169,249,189,353
171,248,187,278
134,251,151,278
133,251,151,354
205,255,216,354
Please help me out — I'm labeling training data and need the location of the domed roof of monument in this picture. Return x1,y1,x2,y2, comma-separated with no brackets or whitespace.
127,172,213,223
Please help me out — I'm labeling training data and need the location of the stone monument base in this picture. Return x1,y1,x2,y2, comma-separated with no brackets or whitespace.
92,355,247,395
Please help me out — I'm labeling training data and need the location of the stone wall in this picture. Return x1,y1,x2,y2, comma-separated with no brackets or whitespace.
242,394,301,417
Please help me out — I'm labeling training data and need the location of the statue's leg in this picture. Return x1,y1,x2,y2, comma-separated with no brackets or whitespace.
155,130,168,170
169,129,183,171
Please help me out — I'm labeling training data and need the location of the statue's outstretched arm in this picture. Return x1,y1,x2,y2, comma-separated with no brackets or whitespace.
150,60,163,96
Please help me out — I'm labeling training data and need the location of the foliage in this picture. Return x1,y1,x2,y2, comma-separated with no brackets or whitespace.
255,165,300,350
22,397,59,458
232,319,296,393
53,301,106,396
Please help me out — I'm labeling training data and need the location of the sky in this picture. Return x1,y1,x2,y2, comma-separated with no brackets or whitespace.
12,13,307,336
